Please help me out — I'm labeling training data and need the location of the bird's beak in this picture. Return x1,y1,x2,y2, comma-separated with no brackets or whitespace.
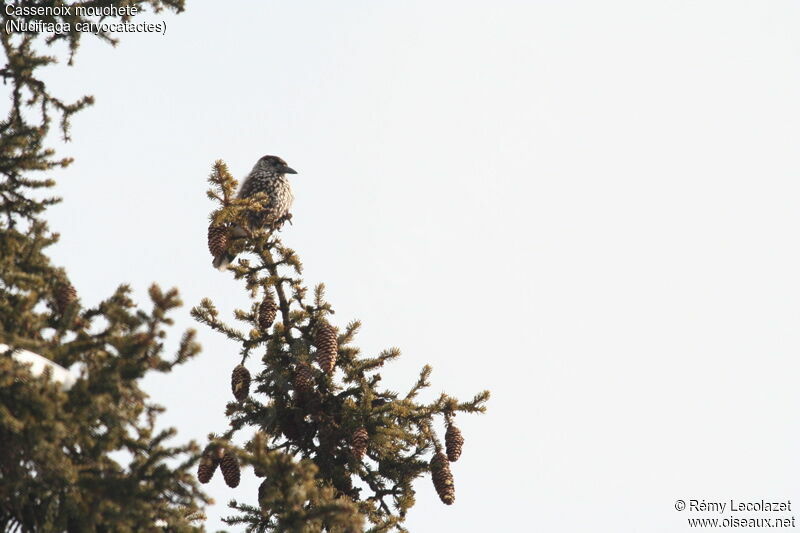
283,165,297,174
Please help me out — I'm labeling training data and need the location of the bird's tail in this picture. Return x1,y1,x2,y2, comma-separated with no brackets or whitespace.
213,252,237,270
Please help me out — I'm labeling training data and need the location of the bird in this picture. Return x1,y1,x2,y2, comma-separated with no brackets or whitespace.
212,155,298,270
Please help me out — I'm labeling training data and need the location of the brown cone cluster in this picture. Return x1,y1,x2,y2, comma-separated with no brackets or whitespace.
350,427,369,460
207,225,228,258
197,446,221,484
430,451,455,505
219,449,241,488
258,291,277,331
293,362,314,395
55,282,77,313
315,323,338,374
231,364,251,402
445,420,465,462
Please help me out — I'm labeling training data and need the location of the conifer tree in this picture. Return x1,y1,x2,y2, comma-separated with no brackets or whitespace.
0,2,211,530
193,162,490,532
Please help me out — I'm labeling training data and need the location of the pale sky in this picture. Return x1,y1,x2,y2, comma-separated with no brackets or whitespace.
34,1,800,531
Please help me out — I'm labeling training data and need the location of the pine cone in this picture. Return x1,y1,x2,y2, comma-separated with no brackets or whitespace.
281,411,307,441
293,362,314,395
431,451,455,505
54,282,77,313
445,421,464,462
231,364,251,402
258,291,277,331
258,478,270,508
219,449,241,488
207,225,228,258
282,419,302,441
314,323,338,374
197,447,220,484
350,427,369,460
333,464,355,496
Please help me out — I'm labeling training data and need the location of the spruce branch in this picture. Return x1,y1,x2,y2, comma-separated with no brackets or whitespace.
1,3,208,530
196,160,490,530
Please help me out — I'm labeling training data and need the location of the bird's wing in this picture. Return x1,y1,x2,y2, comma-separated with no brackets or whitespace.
236,173,254,199
237,172,270,201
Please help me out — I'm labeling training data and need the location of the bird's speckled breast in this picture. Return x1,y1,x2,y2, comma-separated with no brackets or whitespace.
271,176,294,218
238,170,294,227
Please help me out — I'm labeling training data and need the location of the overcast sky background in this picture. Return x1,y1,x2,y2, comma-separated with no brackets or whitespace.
30,1,800,531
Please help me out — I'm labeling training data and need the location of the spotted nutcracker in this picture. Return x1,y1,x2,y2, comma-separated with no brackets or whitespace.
212,155,298,269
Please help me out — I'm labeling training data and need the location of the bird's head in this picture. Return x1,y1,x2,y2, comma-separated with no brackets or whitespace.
254,155,297,176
